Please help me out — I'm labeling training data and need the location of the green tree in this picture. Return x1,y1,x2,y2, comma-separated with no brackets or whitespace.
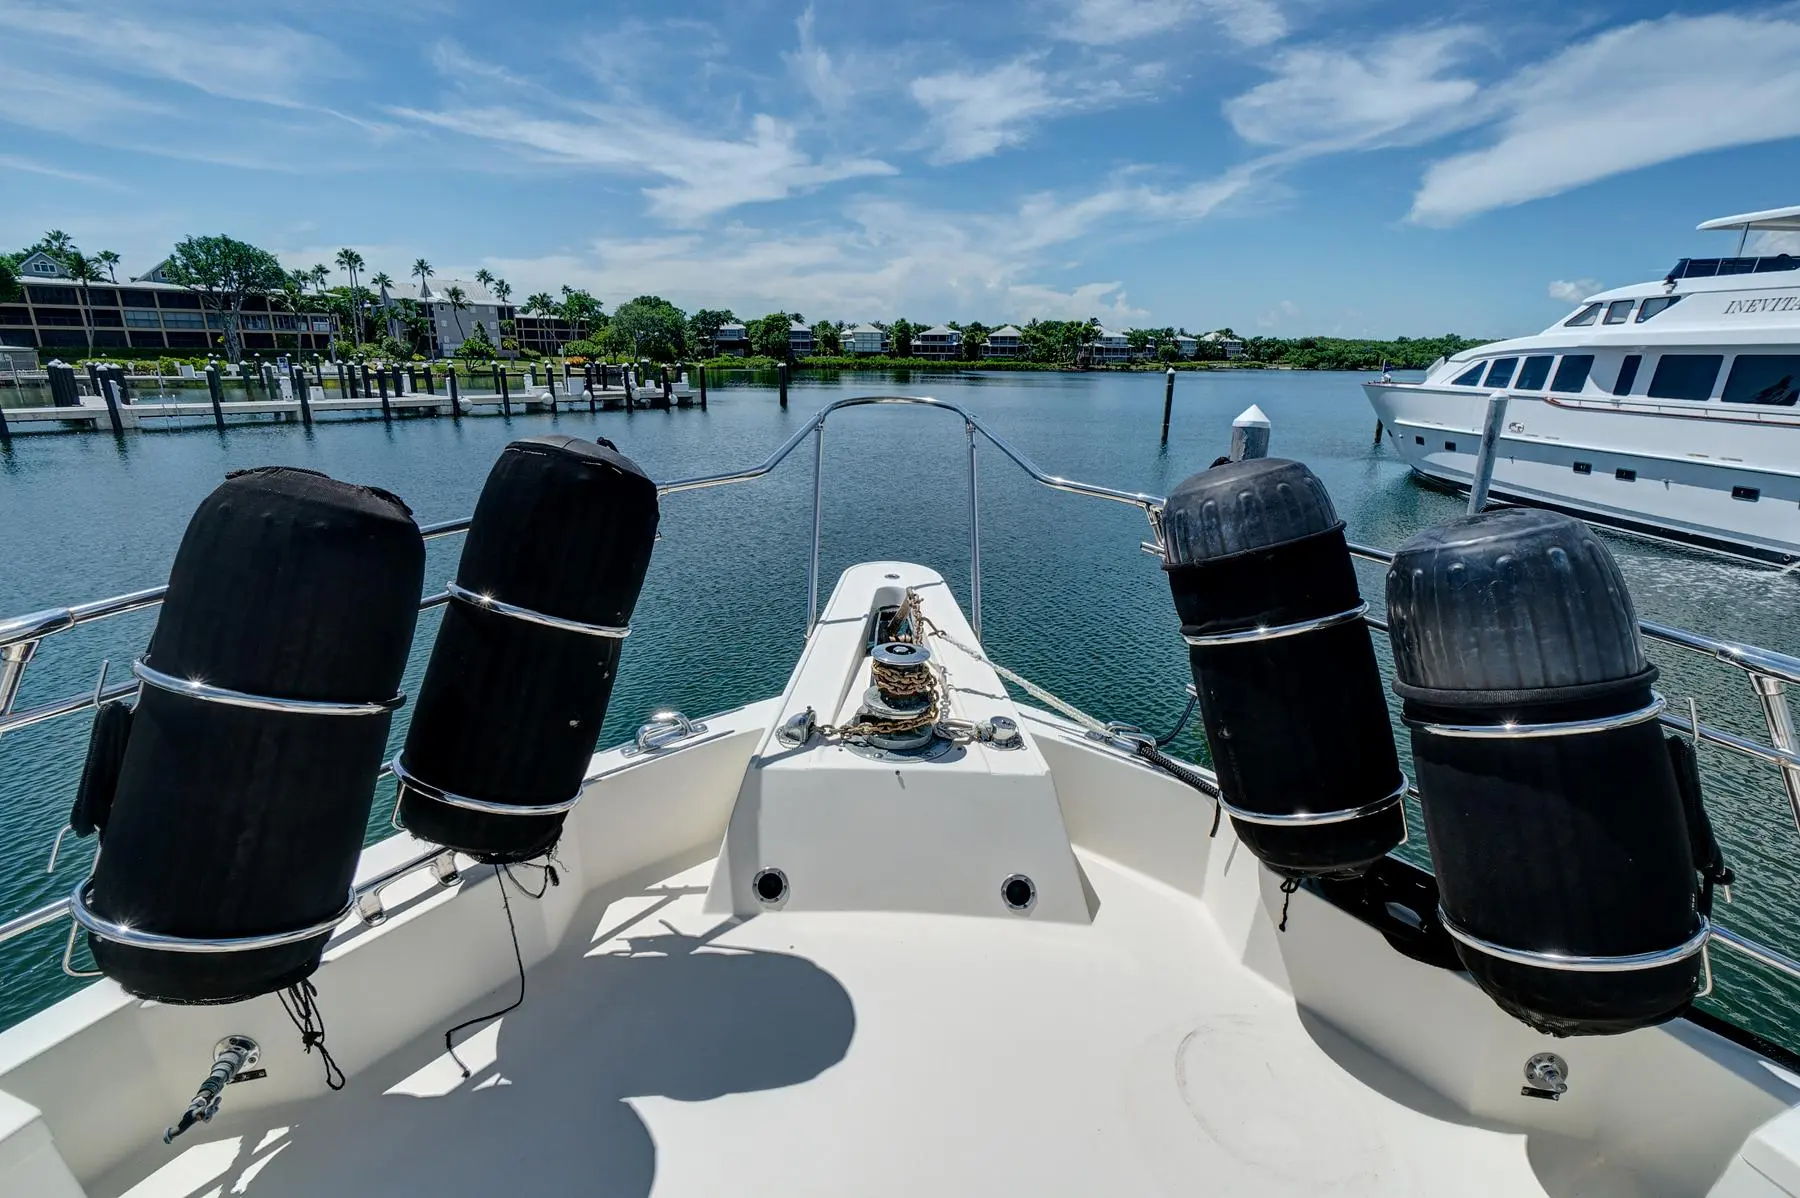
887,318,918,358
276,270,310,350
40,230,74,257
95,249,121,283
334,248,366,341
493,279,512,306
557,286,604,336
368,272,398,342
813,320,842,355
748,311,796,359
0,258,18,304
411,258,434,295
163,235,289,362
687,308,736,355
456,319,497,361
474,268,495,291
612,294,688,361
957,321,989,361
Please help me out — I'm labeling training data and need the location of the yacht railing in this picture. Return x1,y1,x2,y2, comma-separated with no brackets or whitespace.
3,394,1800,993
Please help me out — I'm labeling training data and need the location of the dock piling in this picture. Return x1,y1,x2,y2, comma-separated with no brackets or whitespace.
447,367,461,420
294,364,314,426
361,361,374,398
498,365,511,417
662,366,672,406
377,368,392,422
698,364,707,409
205,362,226,432
1372,420,1384,445
1160,367,1175,446
779,361,789,409
1230,404,1270,462
423,364,435,395
101,375,124,436
1466,393,1510,515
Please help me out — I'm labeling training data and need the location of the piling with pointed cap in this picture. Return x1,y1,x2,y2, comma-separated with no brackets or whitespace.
293,363,313,426
779,360,789,409
1230,404,1270,462
1160,366,1176,445
498,364,512,416
447,365,461,420
377,366,392,422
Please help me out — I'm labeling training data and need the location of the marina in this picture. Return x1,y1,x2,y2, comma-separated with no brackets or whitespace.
1,373,1800,1195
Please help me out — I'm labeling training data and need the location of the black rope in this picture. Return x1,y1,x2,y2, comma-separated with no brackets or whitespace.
1277,877,1302,932
443,864,527,1078
502,858,560,900
279,979,345,1091
1129,740,1224,835
1154,692,1199,747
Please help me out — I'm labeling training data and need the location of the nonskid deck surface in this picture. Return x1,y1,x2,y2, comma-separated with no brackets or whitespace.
100,853,1610,1198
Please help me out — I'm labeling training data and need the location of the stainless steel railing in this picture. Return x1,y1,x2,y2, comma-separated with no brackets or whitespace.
3,394,1800,992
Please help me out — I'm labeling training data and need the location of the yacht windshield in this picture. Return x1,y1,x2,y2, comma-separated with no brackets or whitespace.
1565,303,1602,327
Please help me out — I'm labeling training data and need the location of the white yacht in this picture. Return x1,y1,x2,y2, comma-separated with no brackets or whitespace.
3,397,1800,1198
1365,205,1800,562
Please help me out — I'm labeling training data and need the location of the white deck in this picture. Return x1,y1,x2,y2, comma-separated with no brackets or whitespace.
97,852,1576,1198
4,562,1800,1198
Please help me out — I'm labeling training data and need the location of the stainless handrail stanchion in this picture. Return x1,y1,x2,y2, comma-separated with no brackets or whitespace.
1751,672,1800,838
808,423,824,632
967,420,982,640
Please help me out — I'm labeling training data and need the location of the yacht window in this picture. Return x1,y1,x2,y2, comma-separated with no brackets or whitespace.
1646,354,1723,402
1603,300,1635,324
1451,363,1486,386
1721,354,1800,407
1636,296,1682,322
1515,355,1554,390
1483,357,1517,388
1564,304,1602,327
1551,354,1594,393
1612,355,1641,396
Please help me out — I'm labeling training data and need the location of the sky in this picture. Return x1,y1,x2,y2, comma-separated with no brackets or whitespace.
6,0,1800,338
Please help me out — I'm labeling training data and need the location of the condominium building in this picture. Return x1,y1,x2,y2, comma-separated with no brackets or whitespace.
1202,331,1246,359
984,325,1023,359
513,314,587,355
2,251,336,353
914,325,962,359
382,279,511,357
1174,335,1198,359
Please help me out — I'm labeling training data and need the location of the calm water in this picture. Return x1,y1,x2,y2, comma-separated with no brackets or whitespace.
2,369,1797,1044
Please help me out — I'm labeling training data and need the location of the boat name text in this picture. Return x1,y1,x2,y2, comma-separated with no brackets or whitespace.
1723,296,1800,314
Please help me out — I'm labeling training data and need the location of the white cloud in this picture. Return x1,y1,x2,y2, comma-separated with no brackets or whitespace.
1547,278,1601,303
1258,298,1299,327
1058,0,1286,48
786,6,856,113
0,1,334,105
1410,14,1800,225
0,154,130,190
1225,28,1483,152
910,61,1065,163
393,105,894,224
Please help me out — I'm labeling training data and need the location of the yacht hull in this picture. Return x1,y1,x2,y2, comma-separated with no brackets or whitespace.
1364,381,1800,563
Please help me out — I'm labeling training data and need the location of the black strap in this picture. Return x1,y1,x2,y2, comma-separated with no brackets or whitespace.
1666,734,1733,917
71,700,133,838
280,979,345,1091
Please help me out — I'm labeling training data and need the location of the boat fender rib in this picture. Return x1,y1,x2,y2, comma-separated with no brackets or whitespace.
1162,458,1405,880
1390,507,1705,1037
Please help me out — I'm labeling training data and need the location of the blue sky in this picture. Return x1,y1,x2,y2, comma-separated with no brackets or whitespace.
6,0,1800,337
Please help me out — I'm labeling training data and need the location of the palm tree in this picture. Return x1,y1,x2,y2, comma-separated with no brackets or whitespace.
525,291,554,316
370,271,394,291
369,272,397,345
334,248,365,341
493,279,511,305
66,251,99,356
96,250,121,283
278,271,309,350
445,285,469,342
41,230,74,257
474,268,494,292
309,264,330,290
411,257,434,298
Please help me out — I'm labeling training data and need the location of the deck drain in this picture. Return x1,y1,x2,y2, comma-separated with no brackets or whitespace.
1001,874,1036,913
753,867,789,905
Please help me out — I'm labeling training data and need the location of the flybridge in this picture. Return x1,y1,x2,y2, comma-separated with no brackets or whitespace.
1665,254,1800,282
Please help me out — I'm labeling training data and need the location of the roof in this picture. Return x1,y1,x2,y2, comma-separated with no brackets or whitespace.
717,323,747,333
848,323,884,334
919,325,959,337
389,279,501,305
16,251,72,279
990,325,1022,337
1698,205,1800,233
791,321,812,333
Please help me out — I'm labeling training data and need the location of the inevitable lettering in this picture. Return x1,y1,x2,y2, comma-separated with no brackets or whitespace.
1723,295,1800,314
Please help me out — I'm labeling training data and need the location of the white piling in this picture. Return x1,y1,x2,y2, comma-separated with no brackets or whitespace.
1230,404,1271,461
1466,392,1511,515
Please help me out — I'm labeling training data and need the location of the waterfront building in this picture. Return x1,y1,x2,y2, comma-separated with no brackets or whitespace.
846,324,887,355
513,314,587,355
715,323,749,356
1202,331,1246,359
790,321,815,357
1174,334,1198,359
915,325,962,359
985,325,1024,359
1,253,336,354
1089,327,1131,364
381,279,511,357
